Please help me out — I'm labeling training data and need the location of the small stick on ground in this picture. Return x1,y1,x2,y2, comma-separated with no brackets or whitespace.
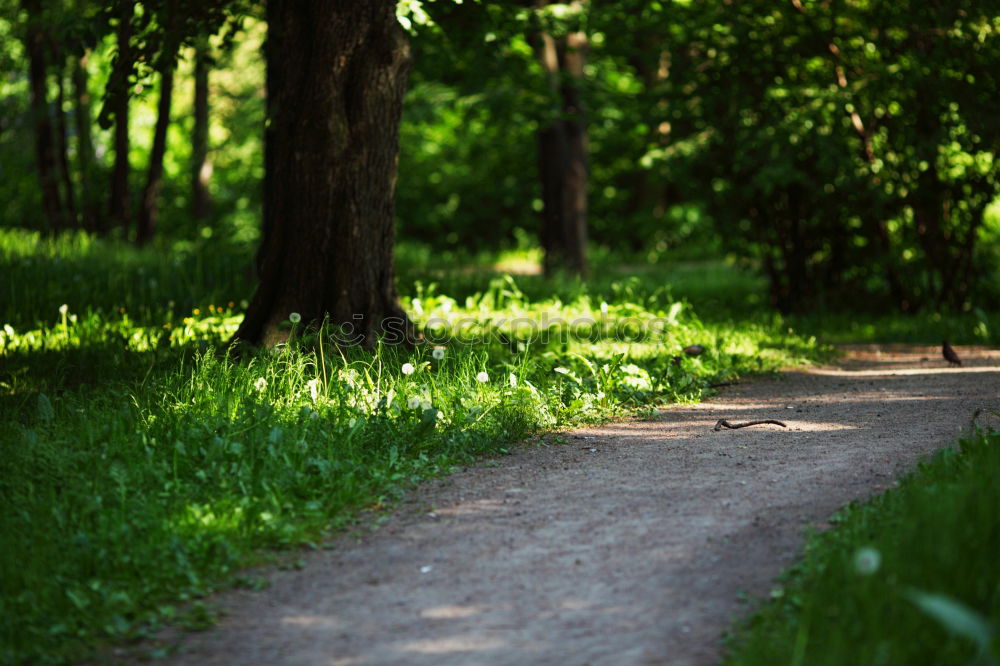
713,419,788,432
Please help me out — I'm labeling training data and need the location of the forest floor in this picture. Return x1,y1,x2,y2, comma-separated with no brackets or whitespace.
131,345,1000,666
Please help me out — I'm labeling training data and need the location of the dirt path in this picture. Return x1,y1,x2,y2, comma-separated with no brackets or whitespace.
150,345,1000,666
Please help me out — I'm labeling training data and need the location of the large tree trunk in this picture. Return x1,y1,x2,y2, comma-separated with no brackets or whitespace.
190,38,213,221
234,0,412,348
22,0,65,232
72,52,103,233
108,0,134,233
532,2,589,277
136,63,174,245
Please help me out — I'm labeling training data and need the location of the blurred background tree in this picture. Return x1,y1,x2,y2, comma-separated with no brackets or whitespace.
1,0,998,313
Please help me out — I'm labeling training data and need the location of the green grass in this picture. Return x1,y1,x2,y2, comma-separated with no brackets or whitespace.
0,228,828,664
786,310,998,346
724,425,1000,666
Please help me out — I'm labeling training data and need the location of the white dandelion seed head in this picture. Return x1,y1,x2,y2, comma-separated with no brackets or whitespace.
407,396,421,409
476,371,489,383
289,312,302,324
853,547,881,575
401,363,415,376
58,304,69,315
432,346,446,360
255,377,268,392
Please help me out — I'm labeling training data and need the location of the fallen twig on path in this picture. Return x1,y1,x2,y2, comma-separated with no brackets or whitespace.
713,419,788,431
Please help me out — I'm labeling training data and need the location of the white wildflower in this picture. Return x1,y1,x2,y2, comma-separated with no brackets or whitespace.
58,304,68,315
432,346,446,360
255,377,268,392
401,362,415,375
289,312,302,324
476,371,489,383
509,373,518,388
407,396,421,409
853,547,881,575
307,377,321,402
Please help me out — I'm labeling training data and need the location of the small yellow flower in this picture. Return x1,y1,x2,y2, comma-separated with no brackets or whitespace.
193,308,201,316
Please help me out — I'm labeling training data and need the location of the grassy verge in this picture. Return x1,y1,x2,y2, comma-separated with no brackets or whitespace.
724,426,1000,666
0,229,828,664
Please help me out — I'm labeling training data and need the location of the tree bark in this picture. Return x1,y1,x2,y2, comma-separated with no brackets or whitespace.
233,0,412,348
72,52,103,233
191,38,213,221
136,63,175,245
532,2,589,277
22,0,65,232
108,0,134,233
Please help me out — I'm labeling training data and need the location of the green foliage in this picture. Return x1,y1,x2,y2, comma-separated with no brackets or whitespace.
0,229,825,664
724,426,1000,666
649,0,1000,311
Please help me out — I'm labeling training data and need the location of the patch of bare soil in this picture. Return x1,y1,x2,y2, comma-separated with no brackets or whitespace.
143,345,1000,666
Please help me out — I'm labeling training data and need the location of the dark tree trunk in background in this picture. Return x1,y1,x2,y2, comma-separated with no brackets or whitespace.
108,0,134,233
136,63,174,245
191,39,213,221
73,52,102,233
532,1,589,277
233,0,412,348
54,65,79,228
22,0,65,232
623,43,672,239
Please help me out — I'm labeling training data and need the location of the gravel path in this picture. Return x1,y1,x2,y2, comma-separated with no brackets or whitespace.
147,345,1000,666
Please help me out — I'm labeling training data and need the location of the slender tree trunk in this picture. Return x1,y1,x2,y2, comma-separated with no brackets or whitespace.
108,0,134,233
22,0,65,232
54,64,79,228
136,63,174,245
191,39,213,221
532,2,589,277
72,52,102,233
234,0,412,348
623,45,672,242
